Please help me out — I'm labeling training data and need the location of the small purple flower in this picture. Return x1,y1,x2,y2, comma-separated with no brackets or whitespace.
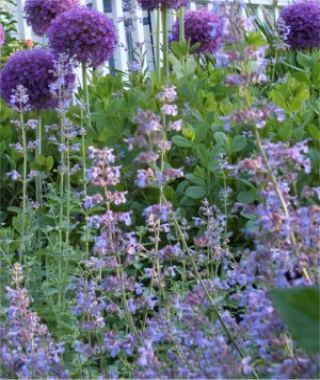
0,49,74,110
171,10,224,54
24,0,80,36
0,23,5,47
279,0,320,49
157,85,177,103
48,7,117,67
134,151,159,163
128,61,141,72
161,104,178,116
7,170,21,181
135,169,154,188
143,202,172,222
168,119,182,131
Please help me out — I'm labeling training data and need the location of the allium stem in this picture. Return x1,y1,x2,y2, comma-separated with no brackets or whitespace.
156,7,161,81
66,131,71,249
58,99,66,308
20,111,28,261
81,113,87,199
81,63,90,197
162,7,169,78
35,115,43,206
178,7,185,43
80,109,89,256
35,114,43,250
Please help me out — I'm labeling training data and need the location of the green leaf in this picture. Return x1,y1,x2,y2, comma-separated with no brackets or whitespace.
308,125,320,141
214,132,229,146
271,89,287,110
172,135,192,148
296,53,312,69
269,287,320,353
185,186,207,199
231,135,247,153
185,174,207,187
46,156,54,173
237,190,257,204
36,154,46,167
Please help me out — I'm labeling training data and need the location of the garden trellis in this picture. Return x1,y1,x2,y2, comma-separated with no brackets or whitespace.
13,0,291,73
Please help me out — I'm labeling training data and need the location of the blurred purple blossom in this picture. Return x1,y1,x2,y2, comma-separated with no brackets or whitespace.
24,0,80,36
171,10,224,54
48,7,117,67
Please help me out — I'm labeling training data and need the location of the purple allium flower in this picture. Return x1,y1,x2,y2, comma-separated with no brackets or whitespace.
171,10,224,54
48,7,117,67
137,0,160,10
0,23,5,47
137,0,189,10
24,0,80,36
0,48,74,110
279,0,320,49
161,0,190,9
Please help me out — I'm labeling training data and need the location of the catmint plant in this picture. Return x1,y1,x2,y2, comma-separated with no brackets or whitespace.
0,263,68,379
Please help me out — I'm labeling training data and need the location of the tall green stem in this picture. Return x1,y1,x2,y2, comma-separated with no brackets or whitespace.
81,112,87,199
65,132,71,249
35,114,43,251
162,8,169,79
156,7,161,81
58,112,65,308
118,266,143,344
81,63,91,198
59,112,65,253
35,115,43,206
20,111,28,261
179,7,185,43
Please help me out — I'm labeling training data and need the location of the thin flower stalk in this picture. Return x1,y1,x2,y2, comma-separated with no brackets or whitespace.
162,7,169,78
81,63,91,198
156,7,162,81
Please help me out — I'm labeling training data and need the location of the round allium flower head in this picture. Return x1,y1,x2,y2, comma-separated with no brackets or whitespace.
161,0,190,8
24,0,80,36
0,23,4,47
171,10,224,54
0,48,74,110
279,0,320,49
138,0,189,10
137,0,160,10
48,7,117,68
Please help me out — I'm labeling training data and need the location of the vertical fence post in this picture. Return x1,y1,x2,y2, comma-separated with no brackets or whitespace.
92,0,104,11
190,1,197,11
16,0,32,40
132,3,148,72
111,0,128,73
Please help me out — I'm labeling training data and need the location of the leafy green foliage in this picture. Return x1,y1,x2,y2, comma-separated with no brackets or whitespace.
270,287,320,353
